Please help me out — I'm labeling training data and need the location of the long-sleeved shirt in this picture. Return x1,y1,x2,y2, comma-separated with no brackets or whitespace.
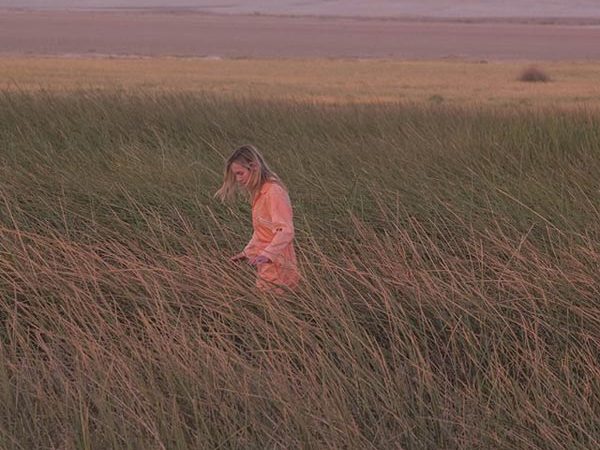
243,180,299,291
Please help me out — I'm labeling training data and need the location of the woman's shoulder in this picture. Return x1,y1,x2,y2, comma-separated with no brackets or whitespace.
263,179,288,195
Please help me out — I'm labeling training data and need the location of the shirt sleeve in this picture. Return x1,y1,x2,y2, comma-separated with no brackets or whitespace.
259,186,295,261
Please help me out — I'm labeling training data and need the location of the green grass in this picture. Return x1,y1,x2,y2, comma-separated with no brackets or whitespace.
0,91,599,449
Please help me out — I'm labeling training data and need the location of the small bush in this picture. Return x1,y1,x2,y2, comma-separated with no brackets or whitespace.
518,66,550,82
429,94,445,103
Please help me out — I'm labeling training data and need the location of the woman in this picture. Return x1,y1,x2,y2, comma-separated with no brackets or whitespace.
215,145,299,292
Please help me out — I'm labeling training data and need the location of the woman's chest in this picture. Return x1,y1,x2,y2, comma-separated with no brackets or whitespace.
252,196,272,226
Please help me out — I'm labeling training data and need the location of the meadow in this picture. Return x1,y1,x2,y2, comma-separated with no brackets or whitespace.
3,57,600,107
0,71,599,448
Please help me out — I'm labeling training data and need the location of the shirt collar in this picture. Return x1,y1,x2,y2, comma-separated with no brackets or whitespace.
252,180,271,205
259,181,272,195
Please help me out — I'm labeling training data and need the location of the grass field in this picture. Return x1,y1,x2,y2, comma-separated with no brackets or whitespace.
3,57,600,107
0,84,599,448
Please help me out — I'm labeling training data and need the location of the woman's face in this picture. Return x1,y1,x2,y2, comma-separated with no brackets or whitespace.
231,161,252,186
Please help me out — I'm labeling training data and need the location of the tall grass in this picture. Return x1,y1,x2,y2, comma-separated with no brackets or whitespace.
0,91,599,449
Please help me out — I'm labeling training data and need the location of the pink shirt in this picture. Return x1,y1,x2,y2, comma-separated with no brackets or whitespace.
243,181,299,291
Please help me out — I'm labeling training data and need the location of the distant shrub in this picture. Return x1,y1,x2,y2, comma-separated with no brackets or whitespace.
429,94,444,103
518,66,550,82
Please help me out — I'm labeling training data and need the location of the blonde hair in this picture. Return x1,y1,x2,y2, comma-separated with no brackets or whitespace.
215,145,283,202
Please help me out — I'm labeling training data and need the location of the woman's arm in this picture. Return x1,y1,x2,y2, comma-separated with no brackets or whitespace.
259,186,295,262
232,232,258,262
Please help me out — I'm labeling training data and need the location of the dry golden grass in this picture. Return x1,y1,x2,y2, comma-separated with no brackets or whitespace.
3,56,600,108
1,90,600,449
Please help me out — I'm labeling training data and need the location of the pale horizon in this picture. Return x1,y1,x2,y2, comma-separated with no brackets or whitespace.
3,0,600,19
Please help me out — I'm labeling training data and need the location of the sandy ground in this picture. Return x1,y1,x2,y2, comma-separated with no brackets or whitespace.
2,10,600,60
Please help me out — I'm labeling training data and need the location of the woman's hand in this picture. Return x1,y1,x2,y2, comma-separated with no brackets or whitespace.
230,252,247,263
248,255,271,266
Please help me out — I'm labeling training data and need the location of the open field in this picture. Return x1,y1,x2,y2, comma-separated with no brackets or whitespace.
1,91,599,448
3,5,600,449
3,10,600,60
3,57,600,108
